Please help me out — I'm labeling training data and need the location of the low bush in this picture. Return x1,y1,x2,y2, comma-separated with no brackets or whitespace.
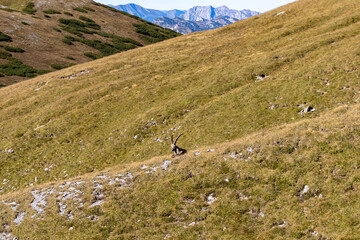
78,38,117,56
133,23,180,43
0,59,38,77
59,18,96,35
79,15,95,23
0,32,12,42
83,7,95,12
37,70,51,75
62,38,73,45
66,56,75,60
0,8,17,13
84,52,100,60
64,12,73,16
0,51,12,59
21,21,29,25
73,7,87,13
85,22,101,30
43,9,61,14
53,28,62,32
22,2,36,14
50,63,72,70
44,15,51,18
96,32,142,49
3,46,25,53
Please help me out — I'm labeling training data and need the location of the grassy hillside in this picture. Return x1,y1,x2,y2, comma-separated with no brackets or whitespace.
1,103,360,239
0,0,180,86
0,0,359,238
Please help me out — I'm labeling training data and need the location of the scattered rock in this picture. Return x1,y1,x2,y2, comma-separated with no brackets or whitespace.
161,161,171,171
206,193,216,205
256,74,268,81
275,11,286,16
0,232,17,240
60,70,90,80
7,149,14,154
2,201,19,212
311,230,319,236
278,221,286,228
154,138,163,143
238,192,249,200
269,104,279,110
247,147,254,153
96,175,109,179
194,152,200,156
30,189,53,217
207,149,215,152
301,185,310,195
34,82,48,91
14,212,26,225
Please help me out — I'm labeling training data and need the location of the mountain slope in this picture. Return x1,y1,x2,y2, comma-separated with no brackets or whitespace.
0,0,360,238
0,0,180,86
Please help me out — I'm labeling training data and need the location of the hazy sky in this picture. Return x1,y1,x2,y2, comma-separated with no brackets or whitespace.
95,0,297,12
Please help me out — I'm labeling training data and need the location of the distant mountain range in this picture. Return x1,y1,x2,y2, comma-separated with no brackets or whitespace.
109,3,185,22
109,4,260,34
154,16,239,35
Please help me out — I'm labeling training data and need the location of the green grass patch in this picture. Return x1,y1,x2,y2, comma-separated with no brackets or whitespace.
73,7,88,13
63,11,73,16
83,6,95,12
50,63,73,70
133,23,181,43
21,21,29,25
78,38,118,56
79,15,95,23
58,18,97,35
43,9,61,14
37,69,51,75
62,38,73,45
84,52,100,60
44,14,51,18
96,32,142,47
0,51,12,59
0,58,38,77
0,7,18,13
3,46,25,53
0,32,12,42
22,2,36,14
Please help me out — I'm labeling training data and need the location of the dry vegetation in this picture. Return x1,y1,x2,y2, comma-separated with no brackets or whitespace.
0,0,360,238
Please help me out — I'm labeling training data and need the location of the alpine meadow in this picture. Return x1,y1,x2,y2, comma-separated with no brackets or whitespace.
0,0,360,239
